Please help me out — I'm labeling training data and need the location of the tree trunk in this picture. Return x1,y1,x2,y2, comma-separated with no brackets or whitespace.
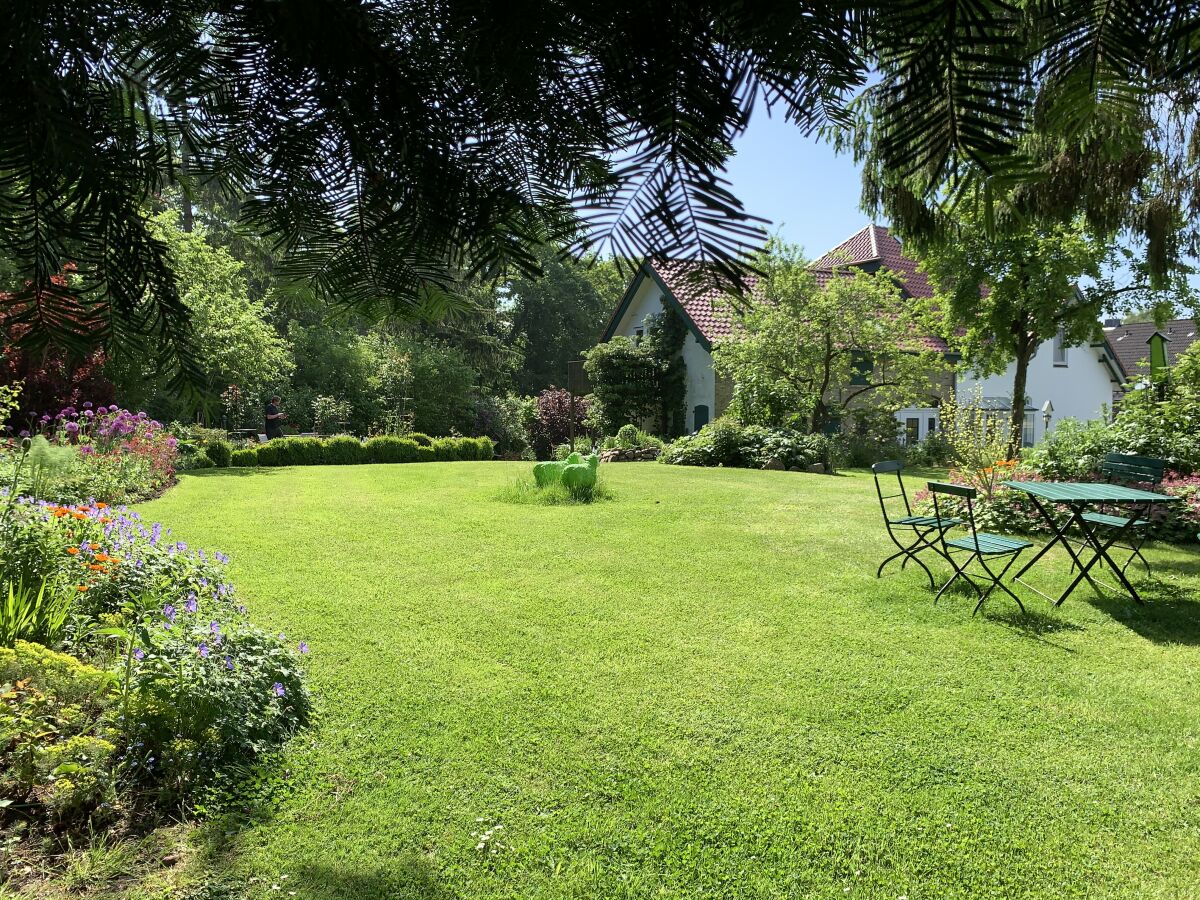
1007,332,1035,459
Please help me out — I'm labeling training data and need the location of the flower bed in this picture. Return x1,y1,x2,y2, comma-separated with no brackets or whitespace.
1,497,310,834
4,401,179,504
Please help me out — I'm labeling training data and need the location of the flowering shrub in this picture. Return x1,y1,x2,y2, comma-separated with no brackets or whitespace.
0,498,310,824
659,418,831,470
528,388,589,460
4,401,178,503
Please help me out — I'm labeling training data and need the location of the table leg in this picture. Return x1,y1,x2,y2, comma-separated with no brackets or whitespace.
1012,496,1077,580
1070,502,1151,605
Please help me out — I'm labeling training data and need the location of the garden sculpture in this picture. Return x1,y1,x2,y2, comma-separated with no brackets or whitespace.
533,451,599,489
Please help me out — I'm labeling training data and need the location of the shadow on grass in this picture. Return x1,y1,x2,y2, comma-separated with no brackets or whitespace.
983,605,1084,652
293,860,454,900
1087,580,1200,646
182,466,281,479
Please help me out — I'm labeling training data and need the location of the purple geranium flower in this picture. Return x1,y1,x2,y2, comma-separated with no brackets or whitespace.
185,593,198,614
163,604,176,623
298,641,309,654
133,648,145,661
224,656,234,670
272,682,285,697
198,642,210,658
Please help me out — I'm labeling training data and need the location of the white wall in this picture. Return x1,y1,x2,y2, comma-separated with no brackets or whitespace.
957,335,1116,442
609,274,716,433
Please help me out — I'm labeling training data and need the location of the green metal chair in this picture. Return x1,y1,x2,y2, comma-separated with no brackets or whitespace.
928,481,1031,615
1077,452,1167,576
871,460,961,590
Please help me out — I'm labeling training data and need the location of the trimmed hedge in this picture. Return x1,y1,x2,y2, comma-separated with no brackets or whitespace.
228,435,494,468
230,447,259,467
207,440,233,468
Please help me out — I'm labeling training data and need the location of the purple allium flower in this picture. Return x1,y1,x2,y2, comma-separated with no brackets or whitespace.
82,409,94,418
198,642,210,658
83,401,93,409
272,682,285,697
298,641,309,654
109,404,119,413
65,421,79,434
133,648,145,660
18,429,29,438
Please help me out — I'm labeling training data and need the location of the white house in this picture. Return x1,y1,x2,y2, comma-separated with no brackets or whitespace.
601,224,1158,444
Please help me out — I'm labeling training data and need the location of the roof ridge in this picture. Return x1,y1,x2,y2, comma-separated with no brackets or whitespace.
812,224,881,266
868,223,880,259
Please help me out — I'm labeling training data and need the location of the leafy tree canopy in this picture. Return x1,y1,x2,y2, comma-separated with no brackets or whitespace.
714,241,948,433
5,0,1200,395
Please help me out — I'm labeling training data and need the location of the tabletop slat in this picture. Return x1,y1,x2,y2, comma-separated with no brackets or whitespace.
1001,480,1180,504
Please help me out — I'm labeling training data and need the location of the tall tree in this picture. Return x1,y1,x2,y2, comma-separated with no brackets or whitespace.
713,241,947,433
912,208,1188,455
504,248,623,394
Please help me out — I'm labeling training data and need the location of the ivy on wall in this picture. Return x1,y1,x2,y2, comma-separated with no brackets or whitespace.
584,309,688,437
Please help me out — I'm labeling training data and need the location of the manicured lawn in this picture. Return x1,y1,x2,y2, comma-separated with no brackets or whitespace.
143,463,1200,899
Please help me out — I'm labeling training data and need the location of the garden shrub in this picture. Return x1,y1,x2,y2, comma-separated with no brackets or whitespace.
364,435,419,463
254,441,281,467
474,436,496,461
659,418,831,470
431,437,460,461
527,388,590,460
456,438,479,461
322,435,365,465
1021,419,1118,480
230,447,259,467
180,450,215,470
415,445,436,462
0,500,313,822
408,432,433,446
206,440,233,468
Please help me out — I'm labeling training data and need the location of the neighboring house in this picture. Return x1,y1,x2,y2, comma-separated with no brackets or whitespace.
600,224,1159,443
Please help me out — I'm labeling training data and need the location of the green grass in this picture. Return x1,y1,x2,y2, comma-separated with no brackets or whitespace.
139,463,1200,899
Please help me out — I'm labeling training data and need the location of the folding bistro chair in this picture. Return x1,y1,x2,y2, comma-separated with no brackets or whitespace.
871,461,961,590
928,482,1031,615
1076,453,1167,577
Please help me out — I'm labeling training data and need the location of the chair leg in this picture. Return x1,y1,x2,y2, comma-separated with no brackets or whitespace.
973,552,1026,616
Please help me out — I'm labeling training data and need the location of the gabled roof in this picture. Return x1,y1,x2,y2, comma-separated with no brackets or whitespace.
601,224,951,353
1103,318,1198,381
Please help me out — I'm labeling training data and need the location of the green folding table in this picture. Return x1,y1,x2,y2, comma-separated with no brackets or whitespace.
1002,480,1180,605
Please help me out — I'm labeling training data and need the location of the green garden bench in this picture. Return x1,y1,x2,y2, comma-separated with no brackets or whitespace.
871,460,962,590
1079,452,1167,577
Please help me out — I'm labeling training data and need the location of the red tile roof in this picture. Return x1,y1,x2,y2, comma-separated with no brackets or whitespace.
629,225,951,353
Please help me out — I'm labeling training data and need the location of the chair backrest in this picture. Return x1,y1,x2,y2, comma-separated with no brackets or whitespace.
928,481,978,535
871,460,911,521
1100,452,1166,486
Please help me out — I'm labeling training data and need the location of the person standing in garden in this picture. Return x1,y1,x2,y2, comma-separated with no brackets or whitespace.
265,395,286,439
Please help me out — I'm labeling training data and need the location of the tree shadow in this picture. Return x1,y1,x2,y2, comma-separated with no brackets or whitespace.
182,467,281,479
291,859,455,900
1086,580,1200,646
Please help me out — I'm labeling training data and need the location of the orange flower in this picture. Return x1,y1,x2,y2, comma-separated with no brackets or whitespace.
66,547,79,555
94,553,108,562
100,517,112,524
77,585,89,592
88,543,100,550
71,512,87,520
95,502,108,509
52,508,68,518
88,563,107,572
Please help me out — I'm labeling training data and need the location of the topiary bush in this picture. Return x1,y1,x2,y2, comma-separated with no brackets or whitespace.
364,435,420,463
474,436,495,461
431,437,460,461
456,437,479,461
230,447,259,467
322,435,365,465
207,440,233,468
408,432,433,446
415,444,436,462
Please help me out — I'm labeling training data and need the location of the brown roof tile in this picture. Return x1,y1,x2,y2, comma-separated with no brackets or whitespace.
1104,318,1198,380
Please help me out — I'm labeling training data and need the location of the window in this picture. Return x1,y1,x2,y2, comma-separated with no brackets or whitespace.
634,326,644,341
1053,327,1068,365
927,417,937,437
905,417,920,446
1022,411,1036,447
693,405,709,431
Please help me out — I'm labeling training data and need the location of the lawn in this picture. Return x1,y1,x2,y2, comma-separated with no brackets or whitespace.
141,462,1200,899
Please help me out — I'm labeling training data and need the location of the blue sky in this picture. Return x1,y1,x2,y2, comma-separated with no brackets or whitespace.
724,107,875,259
